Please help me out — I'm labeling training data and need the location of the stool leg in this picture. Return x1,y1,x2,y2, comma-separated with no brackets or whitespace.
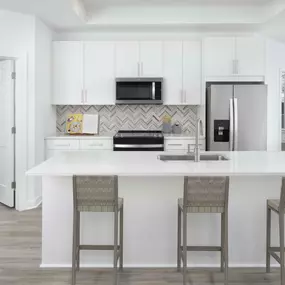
114,209,119,285
221,213,225,273
71,210,77,285
177,205,181,272
266,206,271,273
119,206,124,271
224,209,229,285
279,212,285,285
182,209,187,285
76,211,80,271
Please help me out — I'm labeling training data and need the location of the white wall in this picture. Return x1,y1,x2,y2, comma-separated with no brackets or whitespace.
266,38,285,151
34,18,55,205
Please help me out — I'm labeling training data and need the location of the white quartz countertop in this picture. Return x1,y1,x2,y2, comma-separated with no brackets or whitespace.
27,151,285,177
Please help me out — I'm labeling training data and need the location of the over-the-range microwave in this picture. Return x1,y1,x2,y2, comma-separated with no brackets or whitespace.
116,78,163,105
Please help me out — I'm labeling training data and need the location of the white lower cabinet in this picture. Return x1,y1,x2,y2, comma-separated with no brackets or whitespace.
164,138,205,152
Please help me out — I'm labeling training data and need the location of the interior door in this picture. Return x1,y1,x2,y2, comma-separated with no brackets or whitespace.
0,60,15,207
234,85,267,151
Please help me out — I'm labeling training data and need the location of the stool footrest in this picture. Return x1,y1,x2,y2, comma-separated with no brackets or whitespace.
270,251,281,264
79,245,120,251
269,246,281,252
180,246,222,252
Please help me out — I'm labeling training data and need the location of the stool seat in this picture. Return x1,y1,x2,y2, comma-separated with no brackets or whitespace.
267,199,280,212
178,198,225,213
78,198,124,212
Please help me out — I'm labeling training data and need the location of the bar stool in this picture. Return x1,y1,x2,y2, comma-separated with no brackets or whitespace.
72,175,124,285
266,177,285,285
177,176,230,285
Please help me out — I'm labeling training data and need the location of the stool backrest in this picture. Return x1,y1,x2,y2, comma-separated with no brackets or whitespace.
280,177,285,210
184,176,229,208
73,175,118,210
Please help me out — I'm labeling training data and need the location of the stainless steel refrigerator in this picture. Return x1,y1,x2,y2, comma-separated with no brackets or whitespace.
206,84,267,151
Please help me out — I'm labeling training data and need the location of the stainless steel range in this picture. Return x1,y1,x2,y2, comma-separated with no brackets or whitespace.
113,130,164,151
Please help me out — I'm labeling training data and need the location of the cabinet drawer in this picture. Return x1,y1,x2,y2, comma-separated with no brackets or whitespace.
80,139,113,150
46,139,79,150
165,140,186,150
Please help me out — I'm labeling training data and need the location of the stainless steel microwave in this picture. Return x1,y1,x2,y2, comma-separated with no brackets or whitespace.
116,78,163,105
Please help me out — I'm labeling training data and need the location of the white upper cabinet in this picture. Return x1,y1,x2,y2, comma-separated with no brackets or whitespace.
52,42,84,105
183,41,202,105
115,42,140,77
84,42,115,105
139,41,163,77
235,37,265,76
163,41,183,105
204,37,265,79
204,37,235,77
163,41,202,105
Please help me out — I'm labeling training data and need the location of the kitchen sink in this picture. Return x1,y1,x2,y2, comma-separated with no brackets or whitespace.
158,154,229,162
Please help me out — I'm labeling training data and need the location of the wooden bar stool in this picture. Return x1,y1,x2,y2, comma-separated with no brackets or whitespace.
72,175,124,285
266,177,285,285
177,176,230,285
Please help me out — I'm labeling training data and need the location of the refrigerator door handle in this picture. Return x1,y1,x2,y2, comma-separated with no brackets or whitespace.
229,98,234,151
234,98,238,150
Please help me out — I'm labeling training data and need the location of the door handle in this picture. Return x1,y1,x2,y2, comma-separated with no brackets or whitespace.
233,98,238,150
229,98,234,151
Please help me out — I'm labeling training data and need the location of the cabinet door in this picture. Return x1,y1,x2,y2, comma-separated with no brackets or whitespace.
52,42,83,104
235,37,265,76
162,41,183,105
183,41,202,105
84,42,115,105
140,41,163,77
115,42,140,77
204,37,235,77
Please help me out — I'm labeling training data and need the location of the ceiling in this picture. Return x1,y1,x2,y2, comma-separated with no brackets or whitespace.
0,0,283,40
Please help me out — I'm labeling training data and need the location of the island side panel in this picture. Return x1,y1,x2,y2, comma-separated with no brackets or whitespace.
41,175,281,267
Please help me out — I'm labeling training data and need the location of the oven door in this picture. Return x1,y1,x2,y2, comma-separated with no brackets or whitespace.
116,78,163,104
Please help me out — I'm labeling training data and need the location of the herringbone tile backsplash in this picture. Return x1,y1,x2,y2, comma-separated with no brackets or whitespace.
56,105,198,135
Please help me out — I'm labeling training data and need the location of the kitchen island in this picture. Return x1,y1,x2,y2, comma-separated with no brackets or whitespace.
27,151,285,268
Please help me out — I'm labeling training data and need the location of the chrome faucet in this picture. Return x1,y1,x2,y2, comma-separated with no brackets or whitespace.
187,118,202,162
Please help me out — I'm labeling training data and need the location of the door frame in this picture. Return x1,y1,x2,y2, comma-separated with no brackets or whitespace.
0,51,28,211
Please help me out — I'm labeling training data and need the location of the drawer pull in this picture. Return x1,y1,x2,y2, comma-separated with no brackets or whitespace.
167,144,183,146
54,143,70,147
89,143,103,147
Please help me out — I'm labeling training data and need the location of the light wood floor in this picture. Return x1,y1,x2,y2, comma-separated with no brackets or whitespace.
0,204,282,285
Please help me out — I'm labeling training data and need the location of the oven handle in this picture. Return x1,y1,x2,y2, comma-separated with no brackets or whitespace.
152,82,156,100
114,144,164,149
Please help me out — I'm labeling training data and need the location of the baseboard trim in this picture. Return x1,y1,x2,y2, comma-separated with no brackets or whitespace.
26,196,42,210
40,263,280,269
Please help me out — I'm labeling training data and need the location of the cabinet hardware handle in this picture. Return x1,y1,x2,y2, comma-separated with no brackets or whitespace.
85,89,87,104
236,60,239,74
81,90,84,103
168,143,183,146
137,62,140,76
180,90,183,103
55,143,70,147
141,62,143,76
89,143,103,147
184,90,187,104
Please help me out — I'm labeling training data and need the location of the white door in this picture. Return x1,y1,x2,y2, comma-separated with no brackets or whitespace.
204,37,235,77
115,42,140,77
139,41,163,77
0,60,15,207
162,41,183,105
52,42,83,105
183,41,202,105
84,42,115,105
235,37,265,76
